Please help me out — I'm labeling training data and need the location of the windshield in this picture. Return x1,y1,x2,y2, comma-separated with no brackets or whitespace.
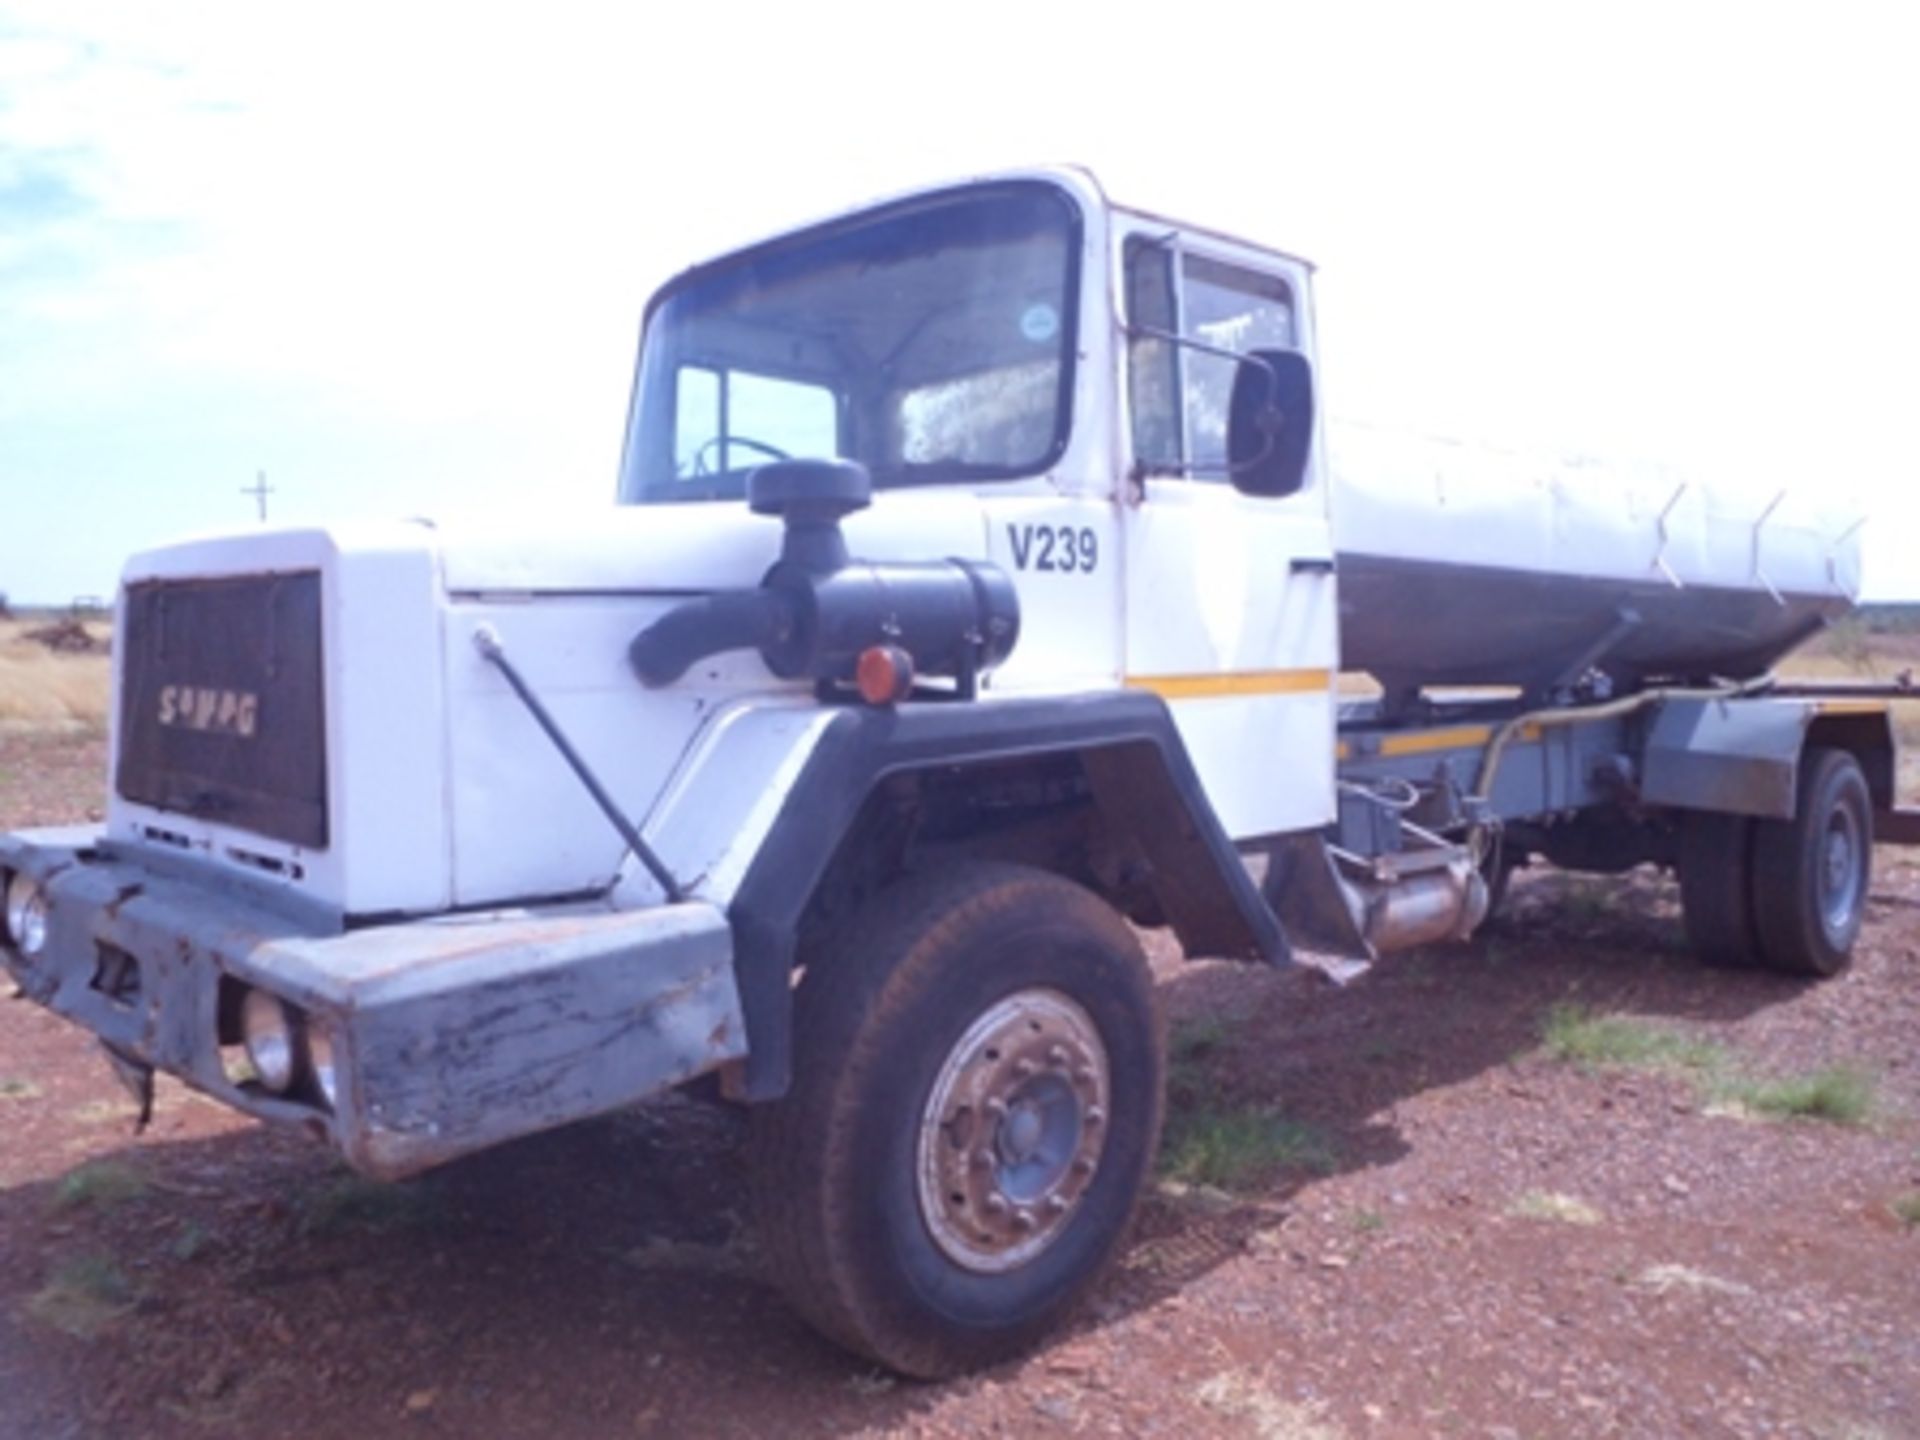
619,181,1080,503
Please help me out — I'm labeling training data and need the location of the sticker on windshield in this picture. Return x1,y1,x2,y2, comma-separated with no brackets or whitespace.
1020,303,1060,344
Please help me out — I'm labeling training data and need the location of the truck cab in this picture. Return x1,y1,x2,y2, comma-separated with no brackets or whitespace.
617,168,1339,835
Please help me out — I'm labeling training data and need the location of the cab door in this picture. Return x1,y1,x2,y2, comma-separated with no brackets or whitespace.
1117,226,1338,840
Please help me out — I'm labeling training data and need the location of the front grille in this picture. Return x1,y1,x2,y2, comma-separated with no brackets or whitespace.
115,573,329,849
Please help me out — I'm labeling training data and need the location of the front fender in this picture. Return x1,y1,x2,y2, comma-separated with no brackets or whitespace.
716,691,1289,1099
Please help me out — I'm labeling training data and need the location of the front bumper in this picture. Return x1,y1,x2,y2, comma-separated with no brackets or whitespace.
1,828,745,1178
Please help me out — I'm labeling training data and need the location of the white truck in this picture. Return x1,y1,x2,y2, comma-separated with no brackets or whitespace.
5,167,1914,1377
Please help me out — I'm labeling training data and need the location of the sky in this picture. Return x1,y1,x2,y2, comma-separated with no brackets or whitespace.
2,1,1916,603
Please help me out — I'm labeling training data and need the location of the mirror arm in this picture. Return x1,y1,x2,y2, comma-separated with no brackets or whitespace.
1124,324,1285,477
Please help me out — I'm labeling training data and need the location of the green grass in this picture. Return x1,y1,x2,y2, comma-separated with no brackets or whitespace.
1166,1012,1235,1109
24,1253,138,1337
1160,1105,1337,1191
1890,1192,1920,1229
1716,1066,1877,1126
0,1077,40,1102
1161,1012,1337,1191
49,1161,149,1213
170,1220,213,1262
1167,1014,1235,1092
1539,1004,1727,1074
1541,1006,1877,1128
1554,879,1617,925
295,1174,437,1237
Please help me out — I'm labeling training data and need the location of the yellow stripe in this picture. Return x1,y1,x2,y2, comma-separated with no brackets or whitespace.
1376,724,1494,757
1125,668,1332,701
1816,699,1889,716
1369,721,1544,759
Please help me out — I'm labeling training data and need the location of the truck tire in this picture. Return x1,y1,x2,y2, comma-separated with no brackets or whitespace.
1750,747,1872,977
1679,812,1760,967
747,862,1163,1378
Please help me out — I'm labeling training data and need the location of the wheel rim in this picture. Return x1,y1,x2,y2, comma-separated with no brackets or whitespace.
1819,801,1864,940
915,989,1111,1273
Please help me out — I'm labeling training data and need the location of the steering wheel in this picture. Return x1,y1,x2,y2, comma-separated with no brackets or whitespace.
689,434,791,476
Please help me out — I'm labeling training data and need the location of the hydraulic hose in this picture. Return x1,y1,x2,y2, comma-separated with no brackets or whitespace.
1469,675,1774,808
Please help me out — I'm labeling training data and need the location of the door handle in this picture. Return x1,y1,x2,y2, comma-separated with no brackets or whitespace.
1290,556,1337,575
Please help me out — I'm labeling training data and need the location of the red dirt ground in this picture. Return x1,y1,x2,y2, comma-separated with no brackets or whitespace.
3,728,1917,1438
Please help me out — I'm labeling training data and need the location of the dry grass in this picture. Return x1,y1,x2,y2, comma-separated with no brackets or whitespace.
1508,1190,1606,1226
0,620,111,733
1780,622,1920,765
1631,1263,1751,1298
24,1253,139,1337
1195,1372,1346,1439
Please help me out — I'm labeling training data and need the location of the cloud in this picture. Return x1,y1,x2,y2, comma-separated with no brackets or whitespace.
0,1,1916,601
0,159,88,227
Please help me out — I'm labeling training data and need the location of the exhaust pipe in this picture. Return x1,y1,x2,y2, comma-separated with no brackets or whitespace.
1353,853,1490,954
1263,833,1489,965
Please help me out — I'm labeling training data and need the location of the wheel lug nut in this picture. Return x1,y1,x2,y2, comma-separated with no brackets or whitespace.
1072,1156,1095,1175
972,1149,994,1171
983,1194,1009,1216
984,1097,1009,1118
1013,1208,1037,1232
1084,1106,1105,1127
1046,1195,1069,1214
1048,1045,1070,1069
1013,1059,1036,1078
1074,1066,1096,1085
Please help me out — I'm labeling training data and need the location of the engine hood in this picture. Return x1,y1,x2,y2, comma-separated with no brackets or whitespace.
432,491,993,596
117,490,993,598
104,488,999,918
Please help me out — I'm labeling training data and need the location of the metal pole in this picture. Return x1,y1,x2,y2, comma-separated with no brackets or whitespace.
471,625,685,903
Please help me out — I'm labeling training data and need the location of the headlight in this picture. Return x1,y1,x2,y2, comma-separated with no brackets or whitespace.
241,989,298,1093
307,1022,338,1108
5,873,48,958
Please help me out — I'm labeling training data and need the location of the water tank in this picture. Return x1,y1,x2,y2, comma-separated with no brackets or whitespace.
1330,425,1862,699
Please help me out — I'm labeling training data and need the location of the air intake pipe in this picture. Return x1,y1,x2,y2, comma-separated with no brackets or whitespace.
628,460,1020,695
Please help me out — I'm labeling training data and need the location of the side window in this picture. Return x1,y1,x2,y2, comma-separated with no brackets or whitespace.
1125,240,1181,472
673,365,839,478
1124,243,1296,482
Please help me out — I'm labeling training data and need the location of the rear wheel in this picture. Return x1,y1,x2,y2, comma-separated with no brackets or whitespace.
1679,811,1760,968
748,862,1162,1378
1751,747,1871,976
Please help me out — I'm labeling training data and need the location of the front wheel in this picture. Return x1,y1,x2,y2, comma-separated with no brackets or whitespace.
747,863,1163,1378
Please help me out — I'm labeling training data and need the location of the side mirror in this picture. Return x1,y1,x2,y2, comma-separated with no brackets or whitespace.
1227,348,1315,498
